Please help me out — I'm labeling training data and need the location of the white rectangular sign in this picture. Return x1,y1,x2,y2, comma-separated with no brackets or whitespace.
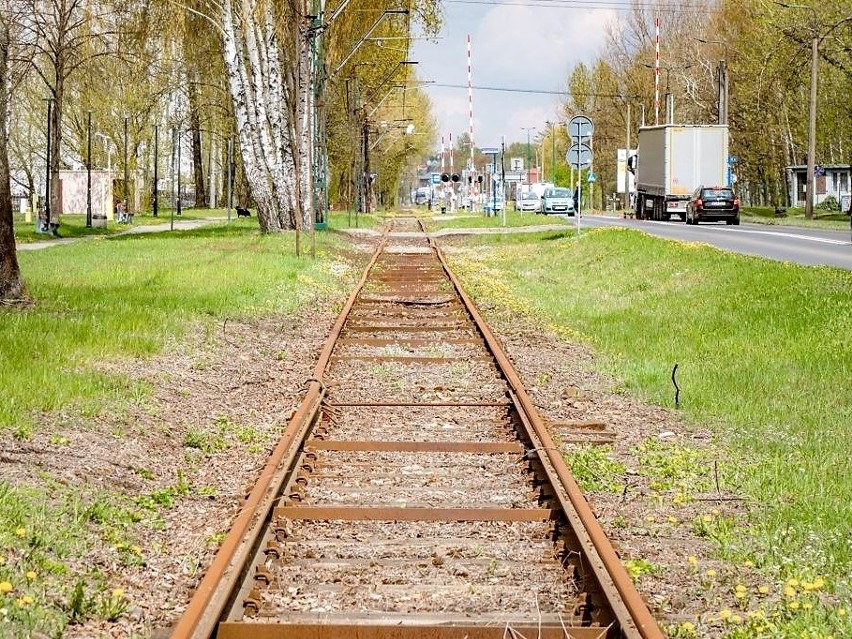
616,148,637,194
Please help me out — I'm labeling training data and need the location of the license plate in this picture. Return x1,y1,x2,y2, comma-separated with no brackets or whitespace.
707,201,727,207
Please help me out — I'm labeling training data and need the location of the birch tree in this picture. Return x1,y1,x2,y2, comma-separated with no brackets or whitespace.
219,0,310,232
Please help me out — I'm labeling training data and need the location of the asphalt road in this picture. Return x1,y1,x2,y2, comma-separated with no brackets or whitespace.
564,214,852,271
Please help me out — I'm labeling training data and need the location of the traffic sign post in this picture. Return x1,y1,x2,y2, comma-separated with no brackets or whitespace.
567,115,594,235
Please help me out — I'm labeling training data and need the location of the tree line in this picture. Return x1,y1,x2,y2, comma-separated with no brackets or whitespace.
0,0,441,303
560,0,852,210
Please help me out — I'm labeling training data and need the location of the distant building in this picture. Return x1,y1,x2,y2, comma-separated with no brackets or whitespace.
57,170,114,217
786,164,851,210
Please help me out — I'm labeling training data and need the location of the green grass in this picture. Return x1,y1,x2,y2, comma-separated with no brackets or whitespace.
423,210,570,231
13,208,225,243
446,227,852,635
742,206,850,229
1,221,350,434
325,209,381,230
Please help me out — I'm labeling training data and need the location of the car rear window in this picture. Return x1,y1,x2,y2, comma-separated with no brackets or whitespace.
702,188,735,198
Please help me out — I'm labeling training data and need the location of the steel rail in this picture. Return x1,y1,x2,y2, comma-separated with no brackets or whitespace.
170,237,388,639
427,232,665,639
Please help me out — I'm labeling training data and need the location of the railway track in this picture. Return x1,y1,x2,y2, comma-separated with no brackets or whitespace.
171,217,664,639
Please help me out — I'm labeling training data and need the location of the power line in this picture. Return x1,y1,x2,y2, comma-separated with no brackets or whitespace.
428,82,644,100
444,0,714,11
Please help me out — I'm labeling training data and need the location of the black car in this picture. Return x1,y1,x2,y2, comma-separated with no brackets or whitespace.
685,185,740,225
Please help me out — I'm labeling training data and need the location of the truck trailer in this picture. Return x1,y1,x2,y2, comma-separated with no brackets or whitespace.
627,124,729,221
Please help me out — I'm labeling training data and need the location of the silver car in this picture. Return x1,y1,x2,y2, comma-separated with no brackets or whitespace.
515,191,540,212
540,187,575,215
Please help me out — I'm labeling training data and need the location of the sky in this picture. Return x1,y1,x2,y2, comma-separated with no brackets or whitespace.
410,0,619,152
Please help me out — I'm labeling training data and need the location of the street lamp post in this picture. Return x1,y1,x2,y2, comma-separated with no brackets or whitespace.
153,125,159,217
123,116,129,221
42,97,54,233
86,110,92,228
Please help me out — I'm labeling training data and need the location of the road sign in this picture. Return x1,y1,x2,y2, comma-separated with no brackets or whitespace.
480,147,499,155
567,115,594,141
566,143,592,168
431,173,441,184
587,172,597,183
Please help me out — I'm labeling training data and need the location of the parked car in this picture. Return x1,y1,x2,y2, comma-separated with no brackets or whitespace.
539,187,575,215
515,191,540,212
483,194,506,213
414,187,430,206
685,185,740,225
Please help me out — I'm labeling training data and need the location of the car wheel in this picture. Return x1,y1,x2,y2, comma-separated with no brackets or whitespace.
733,216,740,226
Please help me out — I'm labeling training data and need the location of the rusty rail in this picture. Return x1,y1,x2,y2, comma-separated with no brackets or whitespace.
171,218,664,639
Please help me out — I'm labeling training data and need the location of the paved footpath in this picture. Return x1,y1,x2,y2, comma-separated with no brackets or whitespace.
17,218,223,252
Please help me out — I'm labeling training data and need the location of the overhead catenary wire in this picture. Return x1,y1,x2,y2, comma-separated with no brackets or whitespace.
444,0,719,11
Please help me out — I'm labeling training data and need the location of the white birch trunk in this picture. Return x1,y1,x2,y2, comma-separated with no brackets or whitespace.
221,0,311,232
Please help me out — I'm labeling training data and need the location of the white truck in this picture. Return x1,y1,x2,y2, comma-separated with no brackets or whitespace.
627,124,729,221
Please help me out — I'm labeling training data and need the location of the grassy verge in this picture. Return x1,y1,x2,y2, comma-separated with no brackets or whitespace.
2,220,348,434
742,206,850,230
1,220,359,635
326,209,381,230
423,210,569,231
445,228,851,637
13,208,225,243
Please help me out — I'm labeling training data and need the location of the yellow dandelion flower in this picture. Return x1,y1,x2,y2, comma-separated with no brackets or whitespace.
803,581,815,591
719,609,732,620
735,584,747,592
759,586,770,594
680,621,696,635
702,514,713,523
0,554,5,565
735,590,747,599
130,545,142,555
838,608,847,617
711,508,720,515
731,615,742,624
645,516,656,523
0,581,12,594
784,586,797,597
14,528,25,537
744,560,754,567
706,569,717,577
111,588,125,599
813,577,825,590
687,556,698,566
667,516,678,524
788,601,800,610
18,595,33,606
802,603,813,610
25,571,35,581
787,578,800,587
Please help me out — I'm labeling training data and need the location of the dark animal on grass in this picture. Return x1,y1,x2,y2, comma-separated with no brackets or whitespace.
236,206,251,218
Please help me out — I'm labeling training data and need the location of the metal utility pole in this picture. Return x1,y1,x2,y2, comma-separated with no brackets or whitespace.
226,136,233,223
153,125,159,217
698,39,729,125
123,116,129,217
86,110,92,228
805,33,817,219
624,103,631,211
43,97,53,232
521,126,536,186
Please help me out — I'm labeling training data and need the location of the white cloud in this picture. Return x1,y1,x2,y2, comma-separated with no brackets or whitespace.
412,2,616,147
